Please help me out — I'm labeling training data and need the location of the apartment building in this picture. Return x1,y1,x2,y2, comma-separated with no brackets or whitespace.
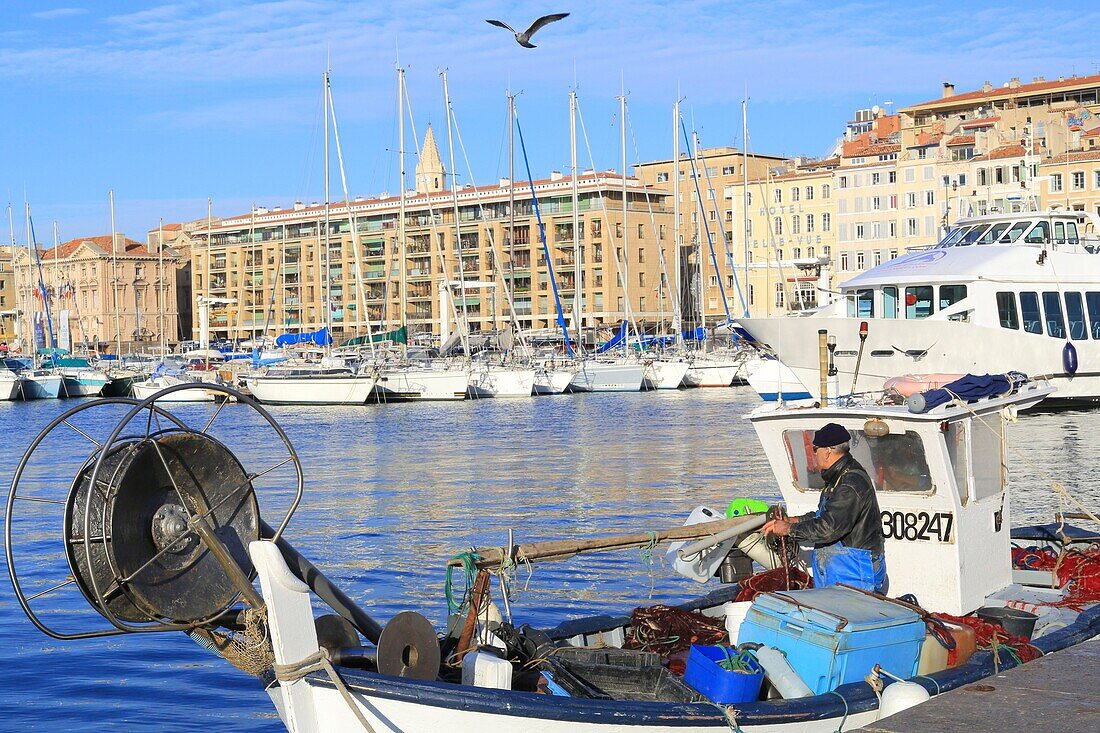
0,246,17,343
191,127,675,343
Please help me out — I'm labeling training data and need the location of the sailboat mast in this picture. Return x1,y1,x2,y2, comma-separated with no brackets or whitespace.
742,98,750,317
6,204,21,351
53,221,60,352
620,91,630,355
508,93,515,319
205,197,212,348
672,100,681,346
323,71,334,345
109,190,122,356
692,132,704,335
442,70,470,355
570,90,581,347
397,67,408,347
158,218,165,355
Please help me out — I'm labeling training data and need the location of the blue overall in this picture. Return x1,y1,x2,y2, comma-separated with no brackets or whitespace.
810,496,888,594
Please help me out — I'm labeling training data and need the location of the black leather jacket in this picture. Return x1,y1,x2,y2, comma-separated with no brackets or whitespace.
788,453,885,554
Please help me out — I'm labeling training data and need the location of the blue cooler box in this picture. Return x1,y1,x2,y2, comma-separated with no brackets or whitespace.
738,587,924,695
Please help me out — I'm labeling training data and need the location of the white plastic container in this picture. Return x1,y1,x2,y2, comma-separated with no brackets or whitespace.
723,601,754,644
461,650,513,690
754,646,813,699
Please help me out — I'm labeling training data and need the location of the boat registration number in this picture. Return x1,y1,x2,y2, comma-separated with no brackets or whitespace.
880,510,953,543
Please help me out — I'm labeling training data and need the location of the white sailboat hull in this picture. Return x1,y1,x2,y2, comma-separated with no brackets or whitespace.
569,361,645,392
643,359,690,390
533,367,576,395
746,359,812,401
467,366,536,398
376,367,468,401
683,358,739,388
60,370,109,397
132,376,217,402
0,374,21,401
18,373,62,399
246,374,378,405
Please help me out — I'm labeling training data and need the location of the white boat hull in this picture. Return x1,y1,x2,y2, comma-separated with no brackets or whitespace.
376,368,468,401
746,359,812,401
18,373,63,399
683,358,739,388
740,315,1100,403
569,361,645,392
132,376,217,402
0,374,21,400
533,366,576,395
643,359,690,390
247,374,377,405
60,371,109,397
467,367,536,398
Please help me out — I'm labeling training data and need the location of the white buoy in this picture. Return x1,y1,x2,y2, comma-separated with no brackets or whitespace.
878,680,931,718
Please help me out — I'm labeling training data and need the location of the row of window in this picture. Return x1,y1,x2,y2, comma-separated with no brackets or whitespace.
1050,171,1100,193
939,219,1083,248
997,290,1100,340
847,283,967,320
839,217,935,241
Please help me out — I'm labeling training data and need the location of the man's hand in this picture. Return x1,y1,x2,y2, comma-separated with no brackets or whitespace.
762,518,793,537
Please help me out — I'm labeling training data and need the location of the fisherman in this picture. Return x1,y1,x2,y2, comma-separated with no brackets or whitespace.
762,423,888,594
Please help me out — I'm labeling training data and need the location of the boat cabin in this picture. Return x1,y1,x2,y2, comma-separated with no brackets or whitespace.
747,382,1053,615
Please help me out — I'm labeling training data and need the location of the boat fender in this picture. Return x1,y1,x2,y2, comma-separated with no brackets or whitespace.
737,643,812,699
878,680,931,719
1063,341,1078,376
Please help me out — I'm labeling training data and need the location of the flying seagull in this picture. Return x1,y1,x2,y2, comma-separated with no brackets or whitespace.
486,13,569,48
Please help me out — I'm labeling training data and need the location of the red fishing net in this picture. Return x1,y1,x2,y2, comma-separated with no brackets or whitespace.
734,567,813,602
934,613,1042,664
625,604,728,657
1012,545,1100,610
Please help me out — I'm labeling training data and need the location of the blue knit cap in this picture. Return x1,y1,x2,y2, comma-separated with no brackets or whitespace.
812,422,851,448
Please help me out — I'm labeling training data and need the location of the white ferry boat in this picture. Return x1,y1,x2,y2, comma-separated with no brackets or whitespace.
739,209,1100,405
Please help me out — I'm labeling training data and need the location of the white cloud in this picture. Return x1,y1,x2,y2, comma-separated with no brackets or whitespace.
31,7,89,20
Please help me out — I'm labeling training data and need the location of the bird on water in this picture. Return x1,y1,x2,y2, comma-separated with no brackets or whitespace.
486,13,570,48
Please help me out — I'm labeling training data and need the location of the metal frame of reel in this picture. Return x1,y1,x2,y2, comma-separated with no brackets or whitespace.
6,383,303,640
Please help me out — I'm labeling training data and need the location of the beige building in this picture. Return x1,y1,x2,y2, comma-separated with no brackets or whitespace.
191,127,677,344
148,221,198,341
13,234,181,354
0,246,17,343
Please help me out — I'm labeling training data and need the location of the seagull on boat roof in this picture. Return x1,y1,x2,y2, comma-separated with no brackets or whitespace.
486,13,569,48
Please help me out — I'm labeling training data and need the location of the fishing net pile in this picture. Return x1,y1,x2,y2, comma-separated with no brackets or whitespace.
1012,545,1100,610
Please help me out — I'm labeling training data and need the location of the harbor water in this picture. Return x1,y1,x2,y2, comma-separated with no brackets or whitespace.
0,388,1097,731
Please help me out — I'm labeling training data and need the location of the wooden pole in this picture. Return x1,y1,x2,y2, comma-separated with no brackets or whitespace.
449,512,768,570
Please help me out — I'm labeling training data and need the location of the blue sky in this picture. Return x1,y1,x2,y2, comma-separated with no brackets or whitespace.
2,0,1098,242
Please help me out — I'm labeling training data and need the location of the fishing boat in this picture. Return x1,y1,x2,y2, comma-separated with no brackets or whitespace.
739,209,1100,405
10,365,1096,733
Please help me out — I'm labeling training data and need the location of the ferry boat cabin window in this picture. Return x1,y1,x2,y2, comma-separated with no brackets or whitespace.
959,226,989,246
977,223,1009,244
1066,221,1080,246
905,286,934,319
1020,292,1043,334
996,292,1019,329
1087,292,1100,338
1064,292,1087,340
939,285,967,309
782,429,933,493
1042,292,1066,338
1000,220,1031,243
1024,221,1049,244
883,286,898,319
856,289,874,318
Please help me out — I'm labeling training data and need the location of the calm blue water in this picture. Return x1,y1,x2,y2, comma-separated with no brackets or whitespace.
0,390,1096,731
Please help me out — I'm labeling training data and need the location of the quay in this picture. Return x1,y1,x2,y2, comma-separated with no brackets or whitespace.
864,639,1100,732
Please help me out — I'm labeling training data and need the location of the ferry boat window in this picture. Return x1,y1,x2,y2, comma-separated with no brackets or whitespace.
1053,222,1067,247
1065,292,1087,340
883,286,898,319
781,429,933,493
1087,292,1100,338
959,225,990,246
996,292,1019,329
856,289,874,318
1066,222,1080,246
1024,221,1049,244
1042,292,1066,338
1020,292,1043,334
905,286,934,319
976,223,1009,245
938,226,969,247
1000,220,1032,243
939,285,967,309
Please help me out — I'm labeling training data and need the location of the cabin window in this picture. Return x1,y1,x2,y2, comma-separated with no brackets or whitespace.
1001,221,1031,243
1024,221,1049,244
1042,292,1066,338
882,286,898,319
946,423,969,499
781,429,933,493
939,284,967,310
1087,292,1100,338
1020,292,1043,334
1054,222,1066,246
905,286,934,319
1065,292,1087,340
1066,222,1080,246
856,289,874,318
977,223,1009,245
996,292,1019,329
970,418,1005,501
959,226,988,246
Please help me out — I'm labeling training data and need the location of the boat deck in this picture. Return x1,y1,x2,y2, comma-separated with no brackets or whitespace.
863,638,1100,733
